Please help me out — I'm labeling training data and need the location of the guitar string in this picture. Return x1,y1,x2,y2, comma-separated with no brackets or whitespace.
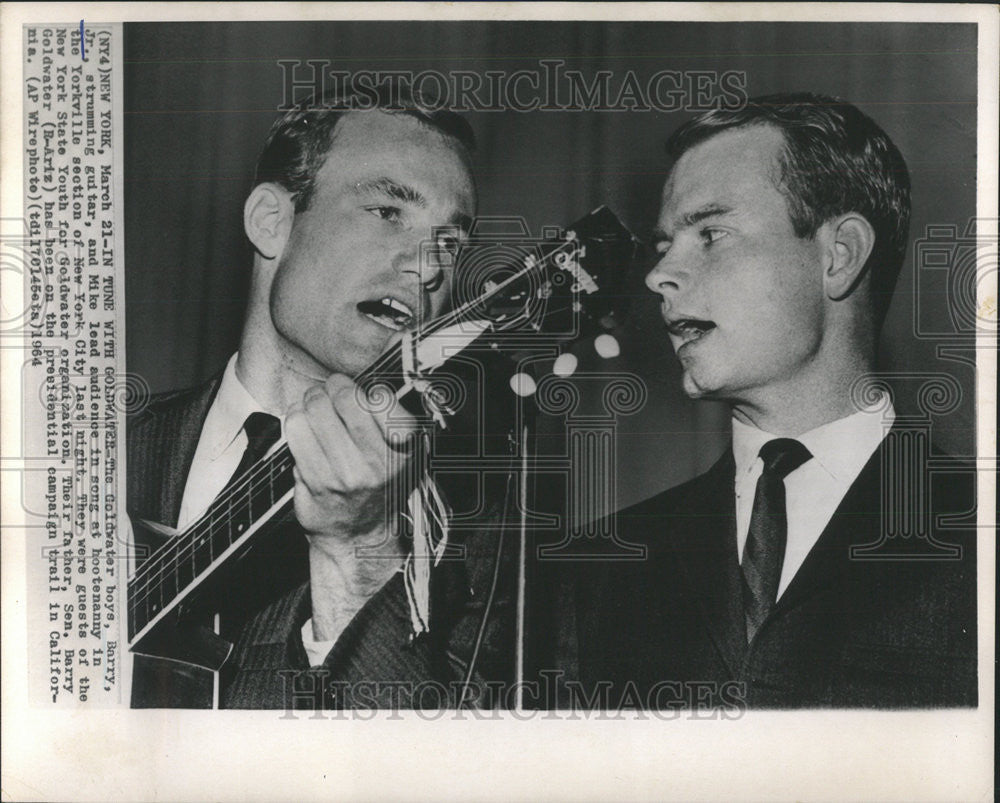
127,452,298,627
128,447,296,619
128,238,578,625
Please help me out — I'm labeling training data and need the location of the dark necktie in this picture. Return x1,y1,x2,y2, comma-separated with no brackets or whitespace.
219,412,282,498
741,438,812,642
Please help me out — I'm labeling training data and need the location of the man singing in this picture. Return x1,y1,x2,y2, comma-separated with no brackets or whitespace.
127,88,516,708
548,93,977,709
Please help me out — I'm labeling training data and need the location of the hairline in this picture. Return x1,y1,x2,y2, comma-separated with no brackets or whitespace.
672,120,827,241
292,107,475,213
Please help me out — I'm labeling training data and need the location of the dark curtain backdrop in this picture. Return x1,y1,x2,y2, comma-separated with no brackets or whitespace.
124,21,977,509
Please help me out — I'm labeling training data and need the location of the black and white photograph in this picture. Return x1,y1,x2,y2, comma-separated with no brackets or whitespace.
1,3,995,801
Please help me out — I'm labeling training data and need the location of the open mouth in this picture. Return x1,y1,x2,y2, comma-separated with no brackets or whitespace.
665,318,717,344
357,297,415,332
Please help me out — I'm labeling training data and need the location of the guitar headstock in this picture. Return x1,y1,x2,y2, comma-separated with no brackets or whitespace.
447,206,639,344
367,207,639,417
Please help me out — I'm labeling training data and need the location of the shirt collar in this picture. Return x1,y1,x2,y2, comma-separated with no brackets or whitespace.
732,396,896,485
200,353,269,462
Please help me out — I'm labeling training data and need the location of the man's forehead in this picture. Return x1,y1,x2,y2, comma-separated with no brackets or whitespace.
329,109,474,172
659,124,786,222
332,108,450,146
315,110,476,209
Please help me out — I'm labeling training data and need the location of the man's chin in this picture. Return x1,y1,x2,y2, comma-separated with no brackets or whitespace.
329,326,402,376
680,371,721,400
288,339,369,381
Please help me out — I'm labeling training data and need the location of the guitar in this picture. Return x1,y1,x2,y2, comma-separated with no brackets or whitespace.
127,206,639,705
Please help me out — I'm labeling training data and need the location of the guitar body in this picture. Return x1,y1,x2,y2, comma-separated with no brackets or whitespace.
130,647,217,709
128,511,310,707
128,520,220,708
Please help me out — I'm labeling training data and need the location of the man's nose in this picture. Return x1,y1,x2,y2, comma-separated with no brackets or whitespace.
645,248,687,298
394,235,447,290
390,240,431,288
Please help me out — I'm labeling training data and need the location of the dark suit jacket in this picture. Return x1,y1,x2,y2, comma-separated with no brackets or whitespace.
127,377,518,709
533,432,978,709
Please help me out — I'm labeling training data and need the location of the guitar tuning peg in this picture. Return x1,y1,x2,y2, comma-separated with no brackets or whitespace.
552,352,578,378
594,333,620,359
509,372,537,397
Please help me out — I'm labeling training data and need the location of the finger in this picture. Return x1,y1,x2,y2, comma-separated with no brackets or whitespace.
284,398,348,493
301,381,393,489
333,373,416,441
327,374,417,458
301,382,364,472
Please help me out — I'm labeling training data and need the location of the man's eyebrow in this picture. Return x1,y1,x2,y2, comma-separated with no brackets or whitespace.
680,203,734,228
353,177,427,208
652,203,734,243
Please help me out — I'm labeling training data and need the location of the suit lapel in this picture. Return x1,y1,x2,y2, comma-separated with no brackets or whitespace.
669,451,748,676
157,377,222,527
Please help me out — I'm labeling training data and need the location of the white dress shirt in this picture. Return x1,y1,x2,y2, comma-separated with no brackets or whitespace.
177,354,275,530
176,354,337,665
732,398,895,599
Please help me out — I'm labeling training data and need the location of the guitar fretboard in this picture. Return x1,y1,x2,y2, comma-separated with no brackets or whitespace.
127,442,296,640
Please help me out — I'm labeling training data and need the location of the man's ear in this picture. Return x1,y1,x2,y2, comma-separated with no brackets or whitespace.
822,213,876,301
244,183,294,261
